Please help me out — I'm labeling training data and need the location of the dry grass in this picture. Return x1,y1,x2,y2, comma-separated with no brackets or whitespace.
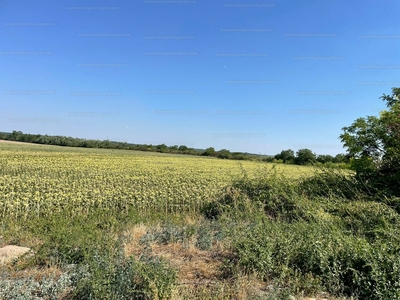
123,224,269,299
7,265,63,281
151,242,226,283
124,223,227,283
0,245,33,266
122,224,346,299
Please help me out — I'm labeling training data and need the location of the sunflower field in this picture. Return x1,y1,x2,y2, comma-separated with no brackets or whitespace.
0,142,314,219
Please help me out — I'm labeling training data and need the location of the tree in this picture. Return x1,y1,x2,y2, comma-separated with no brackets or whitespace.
156,144,168,153
10,130,23,141
340,87,400,196
316,154,334,164
333,153,349,164
203,147,216,157
295,148,316,165
169,145,179,152
262,156,275,162
217,149,231,159
275,149,295,163
231,152,247,160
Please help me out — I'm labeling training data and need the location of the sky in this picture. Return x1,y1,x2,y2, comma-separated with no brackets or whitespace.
1,0,399,155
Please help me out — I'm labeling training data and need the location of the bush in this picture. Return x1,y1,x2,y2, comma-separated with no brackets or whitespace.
217,170,400,299
232,220,400,299
204,173,313,222
0,265,89,300
140,221,224,251
201,186,254,220
326,201,400,241
29,209,119,267
298,169,364,200
74,252,177,299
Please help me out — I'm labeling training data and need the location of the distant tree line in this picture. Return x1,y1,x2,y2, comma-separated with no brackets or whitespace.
181,146,350,168
272,148,350,167
0,131,204,155
0,131,349,167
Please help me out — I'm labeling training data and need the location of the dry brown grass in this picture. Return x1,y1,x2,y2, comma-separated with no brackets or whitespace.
123,223,148,257
123,223,228,283
172,273,269,300
7,265,63,281
0,245,33,266
122,224,344,299
123,223,269,299
151,242,226,283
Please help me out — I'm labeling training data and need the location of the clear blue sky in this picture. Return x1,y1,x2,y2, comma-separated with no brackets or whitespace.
1,0,399,155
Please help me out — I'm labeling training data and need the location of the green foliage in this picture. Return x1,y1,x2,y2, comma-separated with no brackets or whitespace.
1,206,178,299
334,153,350,164
273,150,349,168
139,221,224,251
234,177,309,222
201,185,257,220
27,209,121,267
299,169,363,200
3,138,400,299
328,201,400,241
74,252,177,300
295,148,317,165
217,149,232,159
215,170,400,299
205,166,320,222
340,87,400,196
274,149,295,164
316,154,334,164
156,143,169,153
230,217,400,299
0,265,89,300
262,156,275,162
203,147,216,157
1,131,206,157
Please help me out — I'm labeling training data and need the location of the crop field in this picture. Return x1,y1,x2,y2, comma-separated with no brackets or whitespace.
1,141,399,299
0,142,315,219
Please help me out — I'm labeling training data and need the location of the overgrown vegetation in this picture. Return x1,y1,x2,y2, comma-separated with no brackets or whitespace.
1,88,399,298
2,165,400,299
202,169,400,299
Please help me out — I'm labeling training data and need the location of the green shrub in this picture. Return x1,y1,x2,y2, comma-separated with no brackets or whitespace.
327,201,400,241
74,252,177,299
299,169,364,200
0,264,89,300
140,221,224,251
201,186,255,220
230,217,400,299
140,224,187,246
220,169,400,299
28,210,119,267
204,174,314,222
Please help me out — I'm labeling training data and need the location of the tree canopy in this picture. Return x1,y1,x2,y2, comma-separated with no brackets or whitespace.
340,87,400,196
